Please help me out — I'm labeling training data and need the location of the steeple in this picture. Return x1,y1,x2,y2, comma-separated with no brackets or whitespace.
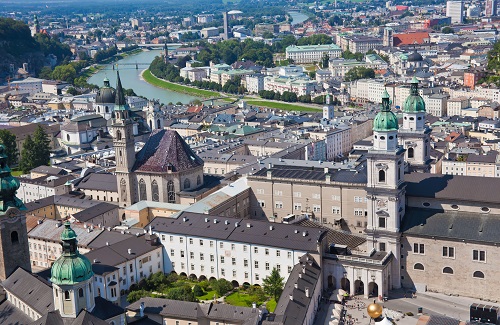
0,145,26,214
114,71,128,110
402,77,425,114
51,222,95,318
373,89,398,133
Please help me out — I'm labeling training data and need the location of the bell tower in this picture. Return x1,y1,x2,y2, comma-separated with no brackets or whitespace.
112,71,136,207
398,77,431,172
366,90,405,290
0,145,30,281
51,222,95,318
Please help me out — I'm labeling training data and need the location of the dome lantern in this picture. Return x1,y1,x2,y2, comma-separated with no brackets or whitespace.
373,89,398,132
402,76,426,113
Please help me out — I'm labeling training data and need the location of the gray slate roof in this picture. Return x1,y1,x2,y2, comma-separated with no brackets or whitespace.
75,173,117,192
271,254,321,325
0,300,32,325
405,173,500,204
402,207,500,245
2,268,54,315
133,129,203,173
127,297,203,320
148,212,327,252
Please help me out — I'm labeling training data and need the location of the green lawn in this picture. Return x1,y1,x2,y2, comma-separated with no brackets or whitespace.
266,299,277,312
225,291,266,308
142,69,222,98
244,99,321,112
11,170,23,177
196,289,219,301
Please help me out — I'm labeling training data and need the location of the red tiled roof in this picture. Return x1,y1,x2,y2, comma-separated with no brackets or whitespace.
393,32,429,46
186,105,203,113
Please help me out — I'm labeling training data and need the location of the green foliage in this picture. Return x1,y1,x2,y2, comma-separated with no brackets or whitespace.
39,67,53,79
281,91,298,102
179,32,200,42
66,87,78,96
296,34,333,46
342,50,364,61
165,286,196,301
328,15,343,27
193,284,204,296
177,55,192,69
149,56,182,83
51,64,76,82
344,66,375,82
321,53,330,69
0,130,18,166
211,278,233,296
33,33,72,62
127,289,150,303
195,39,274,67
19,125,51,173
441,26,454,34
263,268,284,301
19,135,36,173
93,46,118,63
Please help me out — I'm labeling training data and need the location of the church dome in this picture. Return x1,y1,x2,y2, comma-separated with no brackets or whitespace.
95,78,116,104
50,222,93,285
373,90,399,132
403,77,426,113
407,50,423,62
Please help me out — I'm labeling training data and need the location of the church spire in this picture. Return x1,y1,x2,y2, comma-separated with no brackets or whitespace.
0,145,26,214
115,71,127,108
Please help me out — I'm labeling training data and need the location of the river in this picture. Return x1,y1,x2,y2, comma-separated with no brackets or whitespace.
88,49,200,105
288,11,309,25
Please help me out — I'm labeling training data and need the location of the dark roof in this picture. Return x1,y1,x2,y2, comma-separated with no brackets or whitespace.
85,234,160,267
31,165,67,176
28,311,64,325
273,254,321,325
95,86,116,104
2,268,54,315
402,207,500,245
251,165,367,185
294,219,366,249
25,195,105,212
148,212,327,252
72,202,118,222
75,173,117,192
133,130,203,173
90,296,125,321
425,315,461,325
127,297,203,320
405,173,500,204
0,300,32,325
86,229,134,249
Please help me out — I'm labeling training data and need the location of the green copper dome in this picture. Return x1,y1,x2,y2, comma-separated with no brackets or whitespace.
0,145,26,215
403,77,426,113
50,222,93,285
373,89,399,132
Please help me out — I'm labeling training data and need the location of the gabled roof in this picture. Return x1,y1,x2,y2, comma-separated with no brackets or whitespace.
2,268,54,315
0,300,32,325
133,130,203,173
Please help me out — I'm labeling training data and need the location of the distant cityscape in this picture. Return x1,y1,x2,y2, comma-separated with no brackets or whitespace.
0,0,500,325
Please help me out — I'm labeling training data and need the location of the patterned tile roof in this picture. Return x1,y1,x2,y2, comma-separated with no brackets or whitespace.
133,130,203,173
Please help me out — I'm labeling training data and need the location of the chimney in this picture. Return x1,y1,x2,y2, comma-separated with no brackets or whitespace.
294,282,298,288
225,220,230,225
246,223,251,228
305,287,310,298
214,219,218,224
302,231,308,237
269,225,274,230
128,248,132,255
205,218,209,223
325,174,331,184
148,225,152,235
139,302,145,317
106,242,109,246
289,293,294,301
235,222,239,227
267,170,272,179
183,217,187,222
252,302,257,309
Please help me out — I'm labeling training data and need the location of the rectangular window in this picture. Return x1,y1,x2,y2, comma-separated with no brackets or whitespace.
276,250,281,257
312,193,320,199
231,243,235,250
275,201,283,209
255,261,259,268
220,242,224,249
379,243,386,252
243,245,247,252
274,190,283,196
332,207,341,214
221,269,225,276
180,237,184,243
220,256,225,263
232,258,236,265
354,209,364,216
294,203,302,211
210,255,214,262
211,266,214,274
288,266,292,273
200,253,204,261
244,259,248,267
313,205,321,212
245,272,249,279
233,270,237,277
189,238,193,245
170,249,174,256
255,274,259,281
277,264,281,272
190,252,194,259
210,241,214,247
254,247,258,254
199,239,203,246
265,249,269,255
443,246,455,258
413,243,425,254
257,189,264,194
293,192,301,198
473,250,486,262
265,262,269,270
287,252,292,259
181,263,185,269
332,195,341,201
181,251,185,258
378,217,386,228
354,196,363,203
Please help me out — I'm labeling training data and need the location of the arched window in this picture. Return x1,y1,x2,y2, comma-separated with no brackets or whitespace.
184,178,190,190
197,175,201,186
378,170,386,183
167,180,175,203
157,119,161,129
443,267,454,274
11,231,18,244
151,180,159,202
408,148,414,159
64,291,70,300
116,130,122,141
66,134,70,141
473,271,484,279
414,263,424,270
139,179,147,201
120,179,127,202
105,106,109,113
149,120,152,130
78,288,84,297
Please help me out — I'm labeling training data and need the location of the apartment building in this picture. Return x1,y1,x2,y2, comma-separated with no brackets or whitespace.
264,76,318,96
442,152,498,177
423,93,448,117
286,44,342,64
18,174,75,203
325,127,352,160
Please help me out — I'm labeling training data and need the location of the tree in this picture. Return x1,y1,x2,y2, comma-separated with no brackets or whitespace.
32,125,51,167
263,268,284,301
18,135,36,173
126,289,150,303
51,64,76,83
321,53,329,69
344,66,375,82
0,130,18,166
211,278,233,296
38,66,53,79
442,26,454,34
66,87,78,96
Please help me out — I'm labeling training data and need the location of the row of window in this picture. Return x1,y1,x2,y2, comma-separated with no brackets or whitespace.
171,250,292,260
413,264,485,278
172,261,292,277
255,189,359,203
412,243,486,262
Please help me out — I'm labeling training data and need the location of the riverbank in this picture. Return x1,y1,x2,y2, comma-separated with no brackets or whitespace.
243,99,320,112
82,48,144,81
142,69,224,98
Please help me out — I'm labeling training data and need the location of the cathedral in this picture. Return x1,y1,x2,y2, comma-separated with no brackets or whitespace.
111,72,204,208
